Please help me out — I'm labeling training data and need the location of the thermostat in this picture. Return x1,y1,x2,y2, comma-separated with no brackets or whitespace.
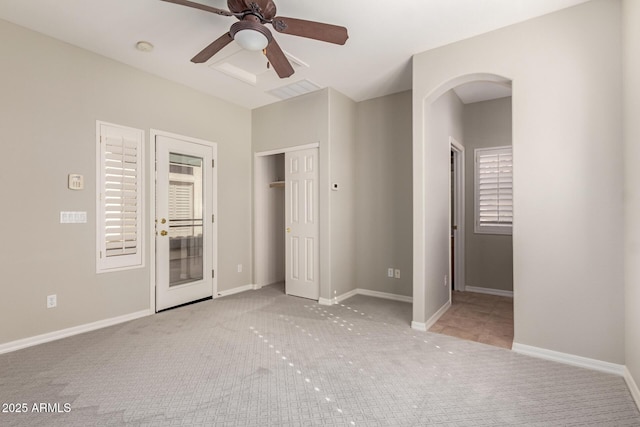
68,174,84,190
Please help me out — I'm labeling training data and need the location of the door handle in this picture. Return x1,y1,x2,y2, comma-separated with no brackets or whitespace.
160,230,168,236
286,227,291,233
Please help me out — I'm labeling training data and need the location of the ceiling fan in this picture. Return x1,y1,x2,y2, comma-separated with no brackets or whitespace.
161,0,349,78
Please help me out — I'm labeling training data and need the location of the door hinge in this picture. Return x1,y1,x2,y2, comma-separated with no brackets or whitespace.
212,269,215,278
212,214,215,223
212,159,215,168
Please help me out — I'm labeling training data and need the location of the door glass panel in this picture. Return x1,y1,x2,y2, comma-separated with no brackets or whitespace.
168,153,204,287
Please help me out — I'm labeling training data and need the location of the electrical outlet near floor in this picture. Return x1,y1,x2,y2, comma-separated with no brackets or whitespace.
237,264,243,273
387,268,394,278
47,294,57,309
394,269,401,279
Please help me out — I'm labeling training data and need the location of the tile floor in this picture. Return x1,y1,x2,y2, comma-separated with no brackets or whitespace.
429,291,514,349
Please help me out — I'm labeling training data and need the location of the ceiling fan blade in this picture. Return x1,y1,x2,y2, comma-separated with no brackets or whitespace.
265,39,294,78
160,0,235,17
271,17,348,45
191,32,233,63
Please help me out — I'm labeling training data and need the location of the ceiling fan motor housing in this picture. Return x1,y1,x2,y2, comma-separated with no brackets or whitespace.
228,0,277,21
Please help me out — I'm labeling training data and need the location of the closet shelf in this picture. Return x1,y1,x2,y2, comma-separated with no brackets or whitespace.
269,181,285,188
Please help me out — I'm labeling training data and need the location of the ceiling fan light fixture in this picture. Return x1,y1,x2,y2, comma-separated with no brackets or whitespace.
230,20,272,51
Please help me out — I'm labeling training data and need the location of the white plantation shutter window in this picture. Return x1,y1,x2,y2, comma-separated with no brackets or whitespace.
475,146,513,235
97,122,144,272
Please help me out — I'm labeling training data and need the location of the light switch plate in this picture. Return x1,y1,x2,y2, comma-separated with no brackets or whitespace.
60,211,87,224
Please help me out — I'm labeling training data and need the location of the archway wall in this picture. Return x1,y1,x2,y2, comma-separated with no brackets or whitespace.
412,0,624,364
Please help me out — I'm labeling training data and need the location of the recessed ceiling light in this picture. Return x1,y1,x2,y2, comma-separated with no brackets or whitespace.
135,41,154,52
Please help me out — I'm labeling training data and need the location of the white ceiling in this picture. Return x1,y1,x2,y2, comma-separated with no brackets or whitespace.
0,0,590,109
453,81,513,105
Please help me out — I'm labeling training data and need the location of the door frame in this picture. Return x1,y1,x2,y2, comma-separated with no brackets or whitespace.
149,129,218,313
254,143,319,291
450,137,466,293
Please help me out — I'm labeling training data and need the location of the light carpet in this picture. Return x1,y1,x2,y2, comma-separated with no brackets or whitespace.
0,284,638,426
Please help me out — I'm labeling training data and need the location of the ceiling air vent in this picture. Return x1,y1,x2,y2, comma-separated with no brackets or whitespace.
268,79,322,100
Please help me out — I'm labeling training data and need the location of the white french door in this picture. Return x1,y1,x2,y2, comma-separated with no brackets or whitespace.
285,148,319,300
155,133,216,311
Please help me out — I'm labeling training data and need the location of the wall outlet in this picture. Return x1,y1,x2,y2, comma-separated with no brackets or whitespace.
47,294,57,309
394,269,401,279
237,264,243,273
387,268,394,278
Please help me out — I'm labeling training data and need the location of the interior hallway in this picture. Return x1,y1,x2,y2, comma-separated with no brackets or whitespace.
429,291,514,349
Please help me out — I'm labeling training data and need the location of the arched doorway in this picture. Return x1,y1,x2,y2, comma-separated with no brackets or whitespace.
412,73,514,349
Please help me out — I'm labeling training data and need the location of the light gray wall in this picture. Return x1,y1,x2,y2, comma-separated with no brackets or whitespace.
328,89,358,298
623,0,640,397
262,154,285,285
463,97,513,292
413,0,624,363
355,91,413,297
413,89,464,323
252,89,358,301
252,90,329,153
0,19,252,345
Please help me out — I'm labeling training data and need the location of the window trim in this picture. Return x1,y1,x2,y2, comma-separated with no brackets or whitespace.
96,121,145,273
474,145,513,236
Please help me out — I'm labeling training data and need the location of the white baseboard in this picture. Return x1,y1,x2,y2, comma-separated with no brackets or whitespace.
426,300,452,330
411,300,452,332
319,288,411,306
624,367,640,410
512,343,626,376
335,289,358,303
216,284,260,298
0,309,152,355
318,289,358,306
465,286,513,298
356,289,413,303
411,321,427,331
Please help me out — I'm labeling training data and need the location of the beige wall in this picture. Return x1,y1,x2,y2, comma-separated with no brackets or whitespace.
413,89,464,323
463,97,513,292
413,0,624,363
355,91,413,297
0,19,252,345
623,0,640,397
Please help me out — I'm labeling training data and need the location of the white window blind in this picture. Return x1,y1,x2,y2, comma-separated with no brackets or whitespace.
97,122,144,272
169,181,194,221
475,146,513,235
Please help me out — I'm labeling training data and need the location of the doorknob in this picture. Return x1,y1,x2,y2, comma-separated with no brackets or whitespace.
286,227,291,233
160,230,168,236
160,218,167,224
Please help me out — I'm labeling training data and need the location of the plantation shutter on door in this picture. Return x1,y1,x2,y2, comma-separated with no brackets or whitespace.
475,146,513,234
97,122,144,272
